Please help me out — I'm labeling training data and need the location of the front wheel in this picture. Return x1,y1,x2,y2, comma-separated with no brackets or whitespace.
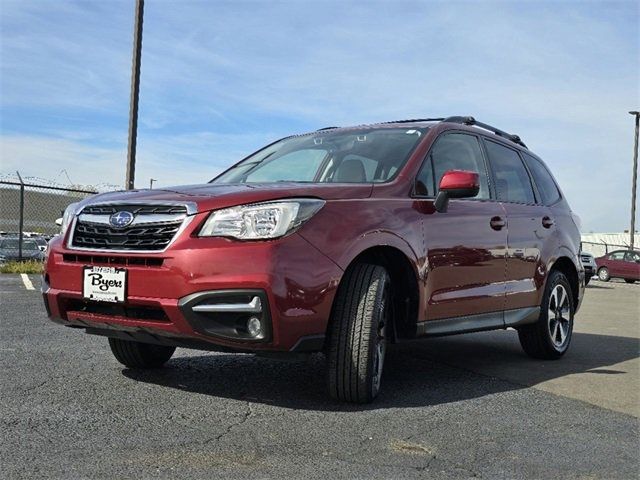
108,338,176,369
518,270,574,360
326,263,390,403
598,267,610,282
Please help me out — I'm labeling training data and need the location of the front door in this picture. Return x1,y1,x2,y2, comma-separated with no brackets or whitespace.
414,132,508,321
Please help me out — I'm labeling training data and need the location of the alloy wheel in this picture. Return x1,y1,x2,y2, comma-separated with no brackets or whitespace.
548,284,571,348
598,268,610,281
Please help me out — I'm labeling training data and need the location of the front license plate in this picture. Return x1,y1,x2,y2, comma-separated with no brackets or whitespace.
83,266,127,303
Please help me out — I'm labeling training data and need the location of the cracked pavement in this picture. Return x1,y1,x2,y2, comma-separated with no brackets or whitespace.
1,274,638,479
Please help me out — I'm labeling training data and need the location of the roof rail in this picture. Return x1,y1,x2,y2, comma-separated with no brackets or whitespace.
316,126,339,131
442,116,527,149
386,118,445,124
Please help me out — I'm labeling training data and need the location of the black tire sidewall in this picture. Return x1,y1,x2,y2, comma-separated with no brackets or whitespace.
326,263,390,403
366,272,390,399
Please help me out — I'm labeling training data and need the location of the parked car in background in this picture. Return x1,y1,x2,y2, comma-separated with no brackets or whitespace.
0,238,45,262
580,252,597,285
595,250,640,283
43,116,584,403
32,236,49,252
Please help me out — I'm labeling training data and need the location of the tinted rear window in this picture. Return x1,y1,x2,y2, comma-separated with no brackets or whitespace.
484,140,535,204
522,152,561,205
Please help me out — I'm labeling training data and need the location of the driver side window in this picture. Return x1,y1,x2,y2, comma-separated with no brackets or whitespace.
416,133,490,199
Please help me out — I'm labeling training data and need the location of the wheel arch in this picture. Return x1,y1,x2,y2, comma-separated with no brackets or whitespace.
327,245,421,344
549,256,580,308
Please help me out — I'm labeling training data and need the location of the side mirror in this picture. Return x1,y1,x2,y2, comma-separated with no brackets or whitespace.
55,218,63,226
434,170,480,213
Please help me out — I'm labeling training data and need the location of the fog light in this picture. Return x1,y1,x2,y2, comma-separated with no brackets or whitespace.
247,316,262,337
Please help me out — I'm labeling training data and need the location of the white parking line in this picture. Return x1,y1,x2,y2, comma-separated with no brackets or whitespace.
21,274,35,291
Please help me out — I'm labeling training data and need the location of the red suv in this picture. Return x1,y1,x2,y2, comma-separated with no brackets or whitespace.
43,116,584,403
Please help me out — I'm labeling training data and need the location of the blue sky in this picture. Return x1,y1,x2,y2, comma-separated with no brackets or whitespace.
0,0,638,231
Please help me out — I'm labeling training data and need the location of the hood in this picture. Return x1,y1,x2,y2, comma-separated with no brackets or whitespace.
76,182,373,213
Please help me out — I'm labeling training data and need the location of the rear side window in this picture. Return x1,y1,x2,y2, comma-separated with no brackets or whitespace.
484,140,535,204
522,153,561,205
416,133,490,199
625,251,640,262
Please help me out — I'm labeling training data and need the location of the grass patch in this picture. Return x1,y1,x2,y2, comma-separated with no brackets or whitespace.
0,260,44,274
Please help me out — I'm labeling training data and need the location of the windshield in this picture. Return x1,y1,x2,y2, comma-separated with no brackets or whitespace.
212,127,428,184
0,239,39,250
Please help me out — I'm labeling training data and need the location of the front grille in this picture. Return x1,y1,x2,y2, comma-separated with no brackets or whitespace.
63,253,164,267
82,204,187,215
70,203,188,251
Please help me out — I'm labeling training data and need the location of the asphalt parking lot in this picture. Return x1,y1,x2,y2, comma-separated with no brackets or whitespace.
1,274,638,479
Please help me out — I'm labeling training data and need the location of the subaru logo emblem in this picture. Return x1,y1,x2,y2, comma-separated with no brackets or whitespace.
109,211,134,228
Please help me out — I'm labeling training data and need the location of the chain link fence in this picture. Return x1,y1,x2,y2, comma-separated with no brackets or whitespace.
581,241,640,259
0,180,97,261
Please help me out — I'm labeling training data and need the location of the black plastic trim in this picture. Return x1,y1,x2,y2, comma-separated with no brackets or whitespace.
289,334,326,352
178,289,273,343
416,307,539,337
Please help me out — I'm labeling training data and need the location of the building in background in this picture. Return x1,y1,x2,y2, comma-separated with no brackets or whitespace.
581,233,640,258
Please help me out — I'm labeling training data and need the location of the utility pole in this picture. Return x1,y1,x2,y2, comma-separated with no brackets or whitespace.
149,178,156,189
630,111,639,250
125,0,144,190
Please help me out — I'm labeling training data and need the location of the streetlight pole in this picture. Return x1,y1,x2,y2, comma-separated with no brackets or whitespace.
630,111,639,250
125,0,144,190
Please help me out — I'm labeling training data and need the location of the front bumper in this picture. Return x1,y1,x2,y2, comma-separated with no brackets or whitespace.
43,231,343,352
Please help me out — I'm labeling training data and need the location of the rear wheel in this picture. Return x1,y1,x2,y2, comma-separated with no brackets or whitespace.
624,279,636,284
108,338,176,368
598,267,610,282
518,270,574,360
326,263,390,403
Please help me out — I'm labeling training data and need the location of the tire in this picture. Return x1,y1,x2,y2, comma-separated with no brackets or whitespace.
624,279,636,284
518,270,574,360
108,338,176,369
326,263,390,403
598,267,610,282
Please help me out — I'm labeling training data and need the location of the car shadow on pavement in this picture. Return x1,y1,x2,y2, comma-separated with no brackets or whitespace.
122,330,639,411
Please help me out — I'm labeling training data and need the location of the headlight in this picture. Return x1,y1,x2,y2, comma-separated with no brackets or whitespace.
59,202,79,236
199,199,325,240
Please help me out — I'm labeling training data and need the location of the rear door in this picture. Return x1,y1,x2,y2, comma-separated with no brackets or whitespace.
415,132,508,321
607,251,627,277
483,139,550,312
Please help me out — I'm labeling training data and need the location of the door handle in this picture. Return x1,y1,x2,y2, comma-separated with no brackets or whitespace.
490,216,506,231
542,216,555,228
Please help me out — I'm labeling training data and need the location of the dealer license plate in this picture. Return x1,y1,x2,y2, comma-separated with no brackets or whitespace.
83,266,127,303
